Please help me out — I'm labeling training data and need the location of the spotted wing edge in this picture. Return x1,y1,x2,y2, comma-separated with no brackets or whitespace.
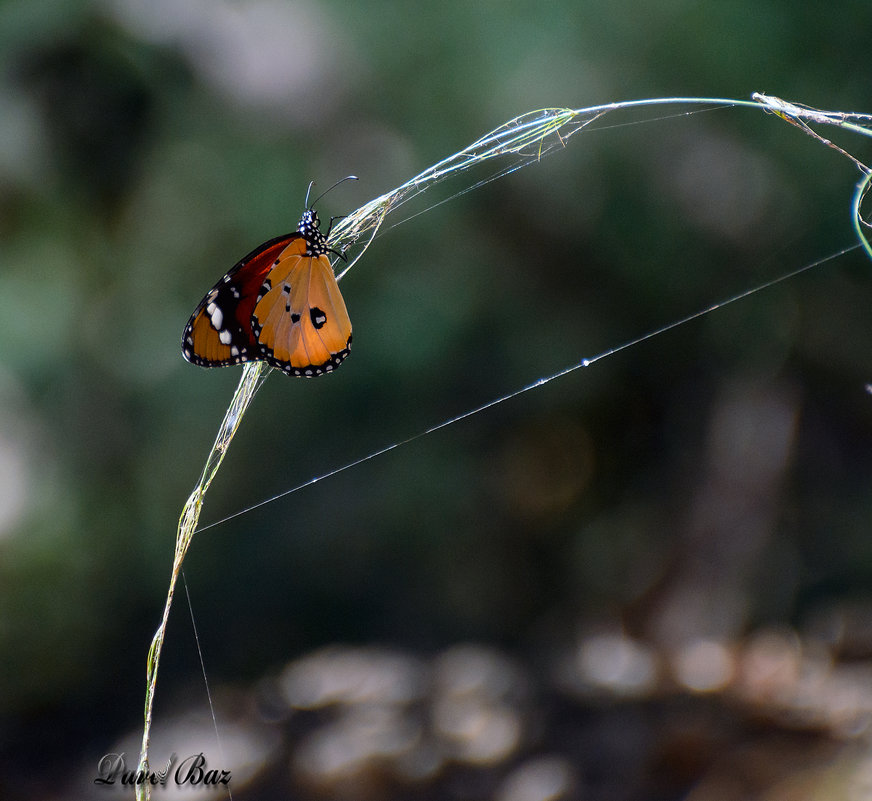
181,233,301,368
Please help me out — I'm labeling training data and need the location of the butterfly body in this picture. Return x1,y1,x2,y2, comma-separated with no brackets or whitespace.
182,209,352,377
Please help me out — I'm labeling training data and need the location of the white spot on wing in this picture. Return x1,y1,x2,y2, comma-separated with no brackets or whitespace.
209,304,224,331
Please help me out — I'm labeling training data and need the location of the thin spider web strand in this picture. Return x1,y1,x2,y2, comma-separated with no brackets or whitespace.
194,243,856,536
182,572,233,801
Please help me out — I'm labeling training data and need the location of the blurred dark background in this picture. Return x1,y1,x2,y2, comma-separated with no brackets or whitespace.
2,1,872,799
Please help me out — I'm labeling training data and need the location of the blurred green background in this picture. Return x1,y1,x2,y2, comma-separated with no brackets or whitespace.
2,0,872,799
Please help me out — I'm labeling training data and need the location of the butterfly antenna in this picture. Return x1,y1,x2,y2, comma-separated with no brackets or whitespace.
309,175,358,210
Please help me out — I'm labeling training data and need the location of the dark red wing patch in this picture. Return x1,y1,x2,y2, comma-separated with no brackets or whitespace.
182,234,302,367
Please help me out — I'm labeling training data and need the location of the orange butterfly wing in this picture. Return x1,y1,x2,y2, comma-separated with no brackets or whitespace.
252,238,353,377
182,234,301,368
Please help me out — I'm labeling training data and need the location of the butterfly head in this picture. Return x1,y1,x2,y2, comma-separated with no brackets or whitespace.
298,209,328,256
299,208,320,232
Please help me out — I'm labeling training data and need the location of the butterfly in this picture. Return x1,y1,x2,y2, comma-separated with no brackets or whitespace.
182,194,353,378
